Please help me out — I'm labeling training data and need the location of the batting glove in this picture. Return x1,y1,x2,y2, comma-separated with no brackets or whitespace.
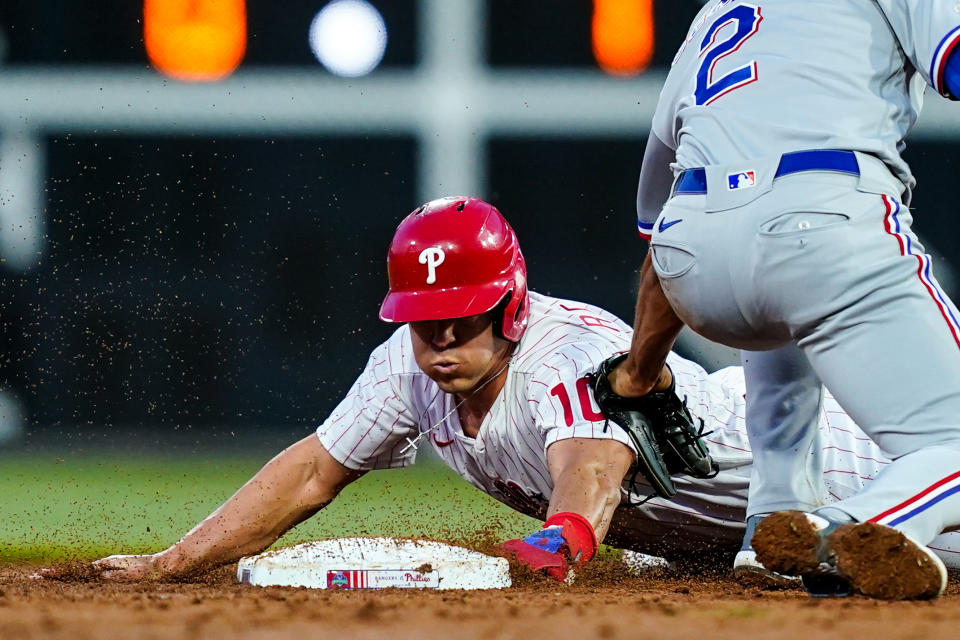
500,512,597,581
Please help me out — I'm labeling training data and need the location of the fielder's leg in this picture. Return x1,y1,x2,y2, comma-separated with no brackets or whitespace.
741,344,825,516
751,189,960,599
735,344,823,585
797,197,960,544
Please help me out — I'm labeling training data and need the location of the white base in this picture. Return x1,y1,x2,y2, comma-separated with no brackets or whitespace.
622,549,674,574
237,537,511,591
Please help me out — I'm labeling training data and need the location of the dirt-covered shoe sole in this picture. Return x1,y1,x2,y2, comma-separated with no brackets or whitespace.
751,511,829,577
751,511,947,600
831,521,947,600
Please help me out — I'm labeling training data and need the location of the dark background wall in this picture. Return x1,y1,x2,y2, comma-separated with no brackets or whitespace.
3,134,955,435
3,135,417,431
1,134,652,433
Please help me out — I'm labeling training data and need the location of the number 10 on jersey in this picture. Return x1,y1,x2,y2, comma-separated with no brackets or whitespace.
695,4,763,106
550,377,605,427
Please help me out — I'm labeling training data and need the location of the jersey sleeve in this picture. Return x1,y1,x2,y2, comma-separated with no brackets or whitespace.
528,352,638,459
878,0,960,99
946,44,960,98
315,340,418,471
636,129,677,240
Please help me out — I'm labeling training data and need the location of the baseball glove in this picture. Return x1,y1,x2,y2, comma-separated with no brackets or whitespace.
590,353,718,499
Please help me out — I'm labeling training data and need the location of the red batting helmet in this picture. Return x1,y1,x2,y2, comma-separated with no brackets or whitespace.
379,196,529,341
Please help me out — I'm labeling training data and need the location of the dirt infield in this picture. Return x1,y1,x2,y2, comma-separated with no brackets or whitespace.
2,562,959,640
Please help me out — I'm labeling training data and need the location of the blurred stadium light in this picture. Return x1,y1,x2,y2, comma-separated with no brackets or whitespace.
308,0,388,77
144,0,247,82
592,0,655,75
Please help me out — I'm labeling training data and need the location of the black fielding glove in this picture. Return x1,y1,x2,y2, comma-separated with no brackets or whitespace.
590,353,718,499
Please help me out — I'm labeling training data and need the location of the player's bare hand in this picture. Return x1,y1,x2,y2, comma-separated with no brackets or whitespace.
608,360,672,398
92,553,167,580
30,554,162,582
30,563,102,582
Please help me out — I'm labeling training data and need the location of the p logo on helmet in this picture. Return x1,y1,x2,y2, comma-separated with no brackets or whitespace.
418,247,445,284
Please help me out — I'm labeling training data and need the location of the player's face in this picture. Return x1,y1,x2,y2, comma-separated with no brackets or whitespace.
409,313,512,395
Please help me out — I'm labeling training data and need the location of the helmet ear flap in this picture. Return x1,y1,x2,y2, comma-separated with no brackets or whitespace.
495,285,528,342
499,253,528,341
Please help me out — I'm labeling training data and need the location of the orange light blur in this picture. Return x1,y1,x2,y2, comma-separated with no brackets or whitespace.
144,0,247,82
592,0,655,76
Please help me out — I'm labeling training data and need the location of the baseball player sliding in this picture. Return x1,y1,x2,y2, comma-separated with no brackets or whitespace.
70,198,960,584
608,0,960,600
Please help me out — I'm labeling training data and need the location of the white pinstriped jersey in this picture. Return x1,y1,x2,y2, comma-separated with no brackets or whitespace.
652,0,960,191
313,291,954,558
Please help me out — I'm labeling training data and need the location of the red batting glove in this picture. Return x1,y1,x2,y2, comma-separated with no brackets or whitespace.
499,512,598,581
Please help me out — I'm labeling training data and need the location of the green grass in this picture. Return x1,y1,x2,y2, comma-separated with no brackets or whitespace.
0,452,538,563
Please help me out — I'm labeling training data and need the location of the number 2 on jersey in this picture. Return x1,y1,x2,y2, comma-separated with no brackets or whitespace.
695,4,763,106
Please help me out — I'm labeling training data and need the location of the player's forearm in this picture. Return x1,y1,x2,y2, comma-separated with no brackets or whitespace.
546,439,633,543
621,252,684,393
157,437,352,575
158,472,322,574
501,456,619,581
547,461,623,543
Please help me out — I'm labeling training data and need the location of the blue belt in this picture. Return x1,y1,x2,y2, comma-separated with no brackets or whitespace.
673,149,860,195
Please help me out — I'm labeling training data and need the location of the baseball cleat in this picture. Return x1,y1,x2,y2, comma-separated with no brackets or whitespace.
732,515,799,588
751,511,947,600
733,550,800,588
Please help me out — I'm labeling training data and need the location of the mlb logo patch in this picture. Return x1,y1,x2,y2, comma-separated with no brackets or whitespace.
727,170,756,191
